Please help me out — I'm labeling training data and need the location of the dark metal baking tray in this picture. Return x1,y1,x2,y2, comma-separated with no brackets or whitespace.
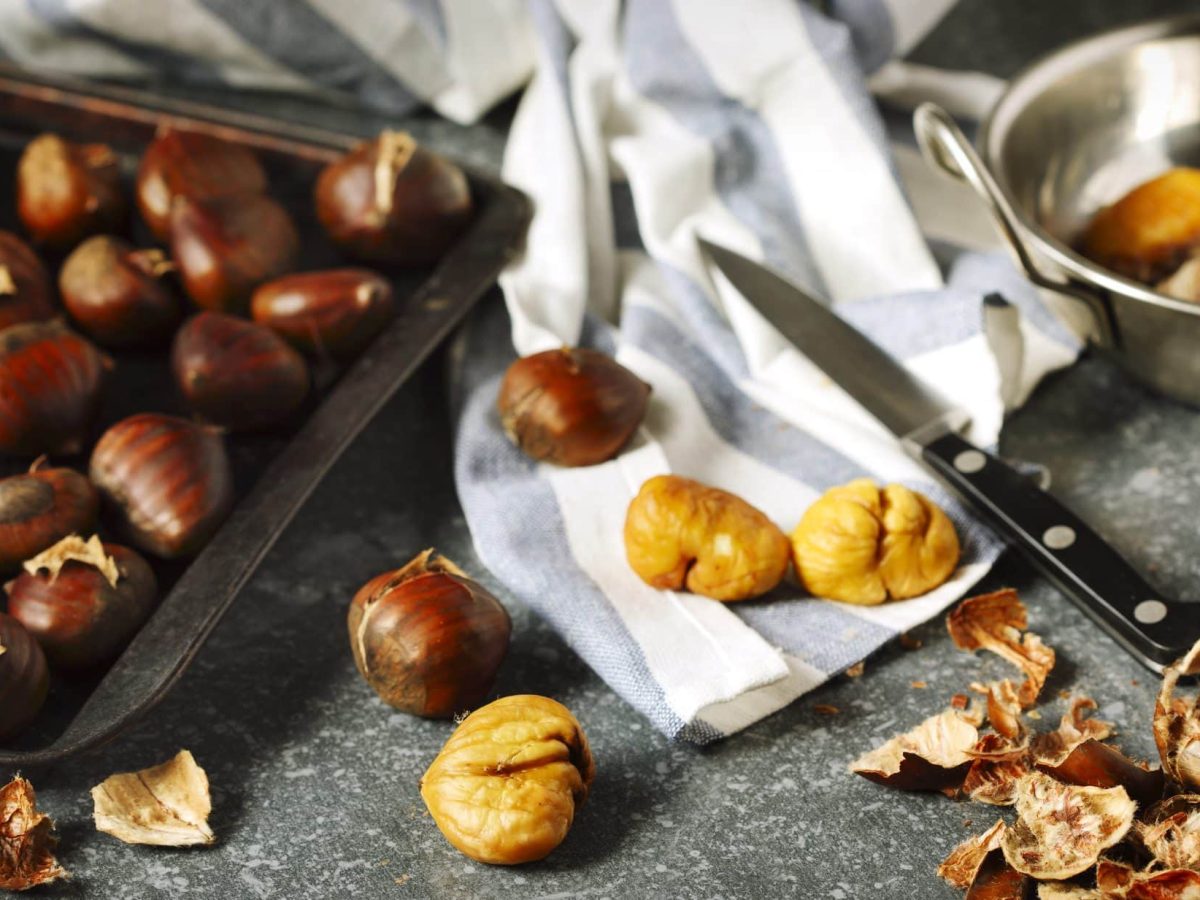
0,69,530,767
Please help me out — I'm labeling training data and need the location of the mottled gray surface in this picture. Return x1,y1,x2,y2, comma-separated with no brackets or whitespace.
6,2,1200,898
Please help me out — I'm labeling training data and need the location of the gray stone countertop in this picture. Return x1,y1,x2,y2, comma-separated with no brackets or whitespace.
7,2,1200,897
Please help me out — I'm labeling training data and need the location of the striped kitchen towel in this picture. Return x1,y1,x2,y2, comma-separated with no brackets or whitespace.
0,0,1083,740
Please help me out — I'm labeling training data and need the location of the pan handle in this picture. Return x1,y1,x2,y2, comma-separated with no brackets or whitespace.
913,102,1117,348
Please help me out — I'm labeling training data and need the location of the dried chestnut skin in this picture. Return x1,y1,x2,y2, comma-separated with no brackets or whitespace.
136,127,268,241
171,312,309,431
0,320,108,457
314,130,473,267
59,235,181,348
17,133,125,249
8,542,157,669
170,193,300,314
498,348,650,467
89,413,234,559
0,231,54,331
0,462,98,572
251,268,394,360
348,551,511,718
0,612,48,741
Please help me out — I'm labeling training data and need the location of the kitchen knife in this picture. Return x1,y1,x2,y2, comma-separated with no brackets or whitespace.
699,236,1197,672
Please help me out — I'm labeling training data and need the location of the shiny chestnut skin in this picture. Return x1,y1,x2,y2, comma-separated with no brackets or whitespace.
0,321,108,457
17,133,125,249
89,413,234,559
0,231,55,331
171,312,309,431
170,193,300,313
314,130,473,267
59,235,181,348
136,127,268,241
0,612,48,741
497,348,651,467
250,268,394,360
348,551,511,718
7,542,157,669
0,462,98,572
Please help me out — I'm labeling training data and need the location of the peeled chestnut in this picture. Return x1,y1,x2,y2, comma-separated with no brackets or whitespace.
90,413,234,559
7,535,157,669
59,235,182,348
17,133,125,249
314,130,473,267
0,321,108,457
171,312,309,431
0,612,48,741
0,231,55,331
497,348,651,467
136,127,267,241
170,193,300,313
0,460,98,572
250,268,394,360
348,550,511,718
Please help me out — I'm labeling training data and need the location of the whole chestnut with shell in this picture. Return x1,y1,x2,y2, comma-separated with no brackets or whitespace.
497,348,651,467
348,550,511,718
0,611,49,741
314,130,473,267
0,231,55,331
7,535,157,669
17,133,125,249
0,460,98,572
251,268,394,360
89,413,234,559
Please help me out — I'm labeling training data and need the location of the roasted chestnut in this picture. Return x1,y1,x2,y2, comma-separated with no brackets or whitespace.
136,127,267,241
171,311,309,431
7,535,157,669
0,612,48,741
0,231,55,331
170,193,300,313
0,321,108,457
250,268,394,360
90,413,234,559
314,130,473,267
17,133,125,250
59,235,182,348
348,550,511,718
497,348,651,467
0,460,98,572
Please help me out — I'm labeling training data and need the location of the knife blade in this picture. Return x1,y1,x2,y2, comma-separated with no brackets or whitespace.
700,236,1198,672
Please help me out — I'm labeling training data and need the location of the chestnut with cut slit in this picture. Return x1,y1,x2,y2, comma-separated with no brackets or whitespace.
0,461,97,572
17,133,125,249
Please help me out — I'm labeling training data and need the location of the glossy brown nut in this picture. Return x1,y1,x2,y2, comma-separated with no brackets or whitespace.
136,127,267,242
314,130,473,267
59,235,182,348
89,413,234,559
171,311,309,431
170,194,300,314
0,321,108,457
250,268,394,360
17,134,125,250
0,231,55,331
497,347,651,467
0,462,98,572
348,550,511,718
0,612,49,742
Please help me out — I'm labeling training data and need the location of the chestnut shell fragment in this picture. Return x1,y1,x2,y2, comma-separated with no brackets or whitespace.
0,462,98,572
0,612,48,742
17,133,125,249
0,231,55,331
250,268,394,360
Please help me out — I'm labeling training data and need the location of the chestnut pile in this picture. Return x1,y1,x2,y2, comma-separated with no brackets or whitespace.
0,125,475,743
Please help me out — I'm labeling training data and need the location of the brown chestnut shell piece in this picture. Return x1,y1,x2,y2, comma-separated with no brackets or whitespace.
136,127,268,242
497,347,650,467
59,235,182,348
0,320,108,457
250,268,394,360
0,461,98,572
170,193,300,314
348,549,511,718
89,413,234,559
171,311,310,431
0,231,55,331
0,612,48,742
17,133,125,249
314,130,473,267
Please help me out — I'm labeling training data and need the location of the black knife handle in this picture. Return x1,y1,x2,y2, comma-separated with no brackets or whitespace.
921,431,1195,671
